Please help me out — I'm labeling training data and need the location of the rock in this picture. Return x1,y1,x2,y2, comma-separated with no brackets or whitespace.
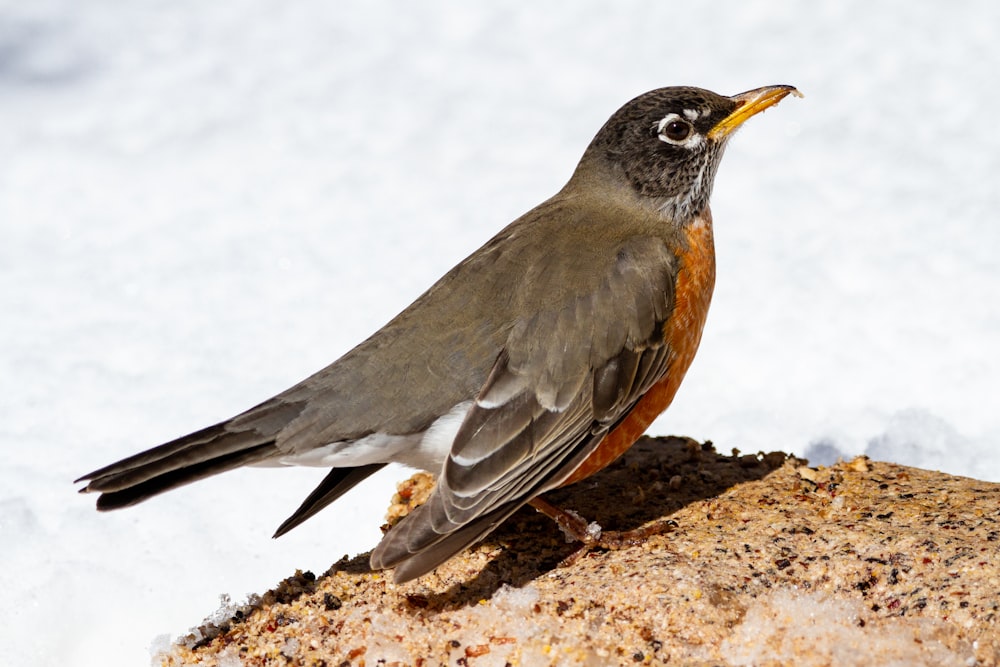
157,436,1000,666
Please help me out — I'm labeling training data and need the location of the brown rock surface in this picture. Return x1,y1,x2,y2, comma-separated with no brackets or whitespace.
158,436,1000,666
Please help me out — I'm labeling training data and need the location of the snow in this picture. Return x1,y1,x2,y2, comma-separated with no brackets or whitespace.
1,2,998,665
720,589,972,666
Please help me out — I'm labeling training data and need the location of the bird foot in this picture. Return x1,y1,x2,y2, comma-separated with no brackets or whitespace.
528,496,676,567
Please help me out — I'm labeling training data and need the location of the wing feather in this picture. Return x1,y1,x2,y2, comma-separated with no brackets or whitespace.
371,234,681,580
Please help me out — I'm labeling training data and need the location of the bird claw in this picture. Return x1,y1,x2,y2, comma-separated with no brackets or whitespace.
529,496,676,564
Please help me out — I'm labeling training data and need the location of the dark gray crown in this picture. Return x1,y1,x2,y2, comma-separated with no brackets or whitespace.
587,86,741,218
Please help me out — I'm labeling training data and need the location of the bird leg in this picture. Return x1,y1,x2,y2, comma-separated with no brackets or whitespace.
528,496,676,566
530,496,603,545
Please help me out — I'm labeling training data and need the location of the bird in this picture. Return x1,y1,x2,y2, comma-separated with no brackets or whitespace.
77,84,799,583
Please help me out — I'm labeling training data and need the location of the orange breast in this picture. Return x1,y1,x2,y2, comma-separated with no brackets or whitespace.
562,212,717,486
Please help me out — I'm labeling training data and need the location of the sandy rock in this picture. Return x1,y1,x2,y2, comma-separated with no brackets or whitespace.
158,436,1000,666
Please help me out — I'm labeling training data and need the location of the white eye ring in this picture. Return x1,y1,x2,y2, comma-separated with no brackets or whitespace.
657,113,703,148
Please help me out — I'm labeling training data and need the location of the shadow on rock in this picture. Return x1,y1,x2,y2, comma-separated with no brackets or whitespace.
411,436,793,609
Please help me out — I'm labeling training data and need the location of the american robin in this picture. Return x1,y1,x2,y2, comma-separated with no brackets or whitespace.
77,85,799,583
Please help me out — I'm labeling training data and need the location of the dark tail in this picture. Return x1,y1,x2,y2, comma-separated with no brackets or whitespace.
272,463,386,537
76,398,306,510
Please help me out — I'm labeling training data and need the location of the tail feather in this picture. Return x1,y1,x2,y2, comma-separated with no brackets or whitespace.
77,423,220,486
92,441,279,510
77,398,309,510
272,463,386,538
77,423,270,493
76,399,307,490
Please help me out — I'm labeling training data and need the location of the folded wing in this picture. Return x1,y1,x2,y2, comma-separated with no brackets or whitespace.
370,235,679,581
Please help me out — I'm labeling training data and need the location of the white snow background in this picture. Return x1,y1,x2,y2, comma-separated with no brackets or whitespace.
2,2,998,665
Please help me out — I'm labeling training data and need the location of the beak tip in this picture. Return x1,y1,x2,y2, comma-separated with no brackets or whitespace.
709,84,801,139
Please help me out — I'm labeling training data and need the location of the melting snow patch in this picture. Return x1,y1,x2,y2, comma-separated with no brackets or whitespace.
720,589,973,667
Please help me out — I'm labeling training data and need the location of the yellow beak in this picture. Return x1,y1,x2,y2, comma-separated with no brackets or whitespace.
708,85,802,140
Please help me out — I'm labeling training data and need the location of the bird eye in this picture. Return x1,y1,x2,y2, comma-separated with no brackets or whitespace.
662,120,691,142
656,114,695,145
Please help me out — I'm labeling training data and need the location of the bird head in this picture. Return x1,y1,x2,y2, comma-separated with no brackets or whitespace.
579,85,800,220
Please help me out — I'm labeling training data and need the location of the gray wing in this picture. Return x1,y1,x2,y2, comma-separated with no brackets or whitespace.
370,235,679,581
